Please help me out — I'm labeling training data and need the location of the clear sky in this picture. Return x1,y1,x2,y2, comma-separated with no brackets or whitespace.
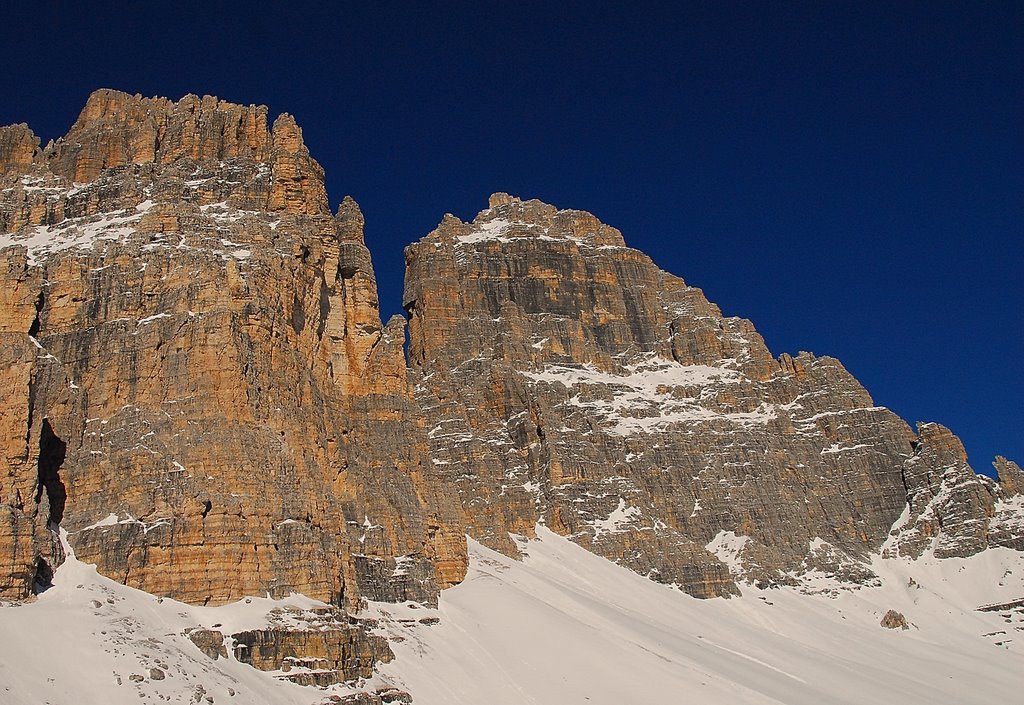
3,1,1020,476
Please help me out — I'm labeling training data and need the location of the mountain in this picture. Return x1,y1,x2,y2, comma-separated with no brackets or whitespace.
0,90,465,612
405,193,1023,597
0,90,1021,703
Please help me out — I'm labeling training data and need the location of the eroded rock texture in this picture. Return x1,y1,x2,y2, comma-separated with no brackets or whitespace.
404,194,1023,596
1,92,1021,610
0,89,465,606
0,334,71,599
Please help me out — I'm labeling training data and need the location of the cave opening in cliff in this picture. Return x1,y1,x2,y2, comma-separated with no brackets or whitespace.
36,418,67,530
31,557,54,594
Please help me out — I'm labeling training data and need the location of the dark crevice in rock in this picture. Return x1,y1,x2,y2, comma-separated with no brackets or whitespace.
31,557,53,594
317,279,331,339
28,290,44,337
291,292,306,334
401,321,411,368
35,419,67,528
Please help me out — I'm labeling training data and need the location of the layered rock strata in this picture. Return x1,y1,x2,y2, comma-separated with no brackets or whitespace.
0,335,69,598
0,91,1021,613
404,193,1023,596
0,89,466,606
187,607,392,687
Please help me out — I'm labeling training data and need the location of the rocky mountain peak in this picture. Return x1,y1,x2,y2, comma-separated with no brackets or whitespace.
914,421,970,465
267,111,328,215
0,89,328,237
334,194,366,243
405,192,1023,597
487,191,516,207
51,89,274,182
460,194,627,248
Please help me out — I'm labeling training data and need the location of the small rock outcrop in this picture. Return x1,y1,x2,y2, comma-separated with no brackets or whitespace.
232,622,390,685
880,609,909,630
186,607,392,686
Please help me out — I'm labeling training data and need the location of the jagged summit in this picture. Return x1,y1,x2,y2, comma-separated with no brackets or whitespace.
994,456,1024,496
57,89,277,178
0,89,329,239
0,90,366,275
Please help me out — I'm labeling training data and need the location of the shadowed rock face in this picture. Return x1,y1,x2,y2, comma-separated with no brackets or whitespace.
0,89,466,605
403,193,1023,596
0,92,1020,606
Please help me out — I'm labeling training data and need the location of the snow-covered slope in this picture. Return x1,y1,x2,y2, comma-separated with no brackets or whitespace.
373,528,1024,705
0,533,360,705
1,528,1022,704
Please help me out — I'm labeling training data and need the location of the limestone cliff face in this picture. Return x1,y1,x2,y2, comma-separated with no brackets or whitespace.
0,335,71,598
404,194,1023,596
1,93,1021,609
0,90,465,605
1,89,328,239
0,124,40,175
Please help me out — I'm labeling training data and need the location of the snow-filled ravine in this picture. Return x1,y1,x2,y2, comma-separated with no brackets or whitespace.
1,527,1021,705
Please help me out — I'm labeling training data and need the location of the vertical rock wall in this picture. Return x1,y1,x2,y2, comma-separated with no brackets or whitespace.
0,90,465,605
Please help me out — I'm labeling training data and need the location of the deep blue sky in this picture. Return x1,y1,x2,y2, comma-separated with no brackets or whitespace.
3,2,1021,476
